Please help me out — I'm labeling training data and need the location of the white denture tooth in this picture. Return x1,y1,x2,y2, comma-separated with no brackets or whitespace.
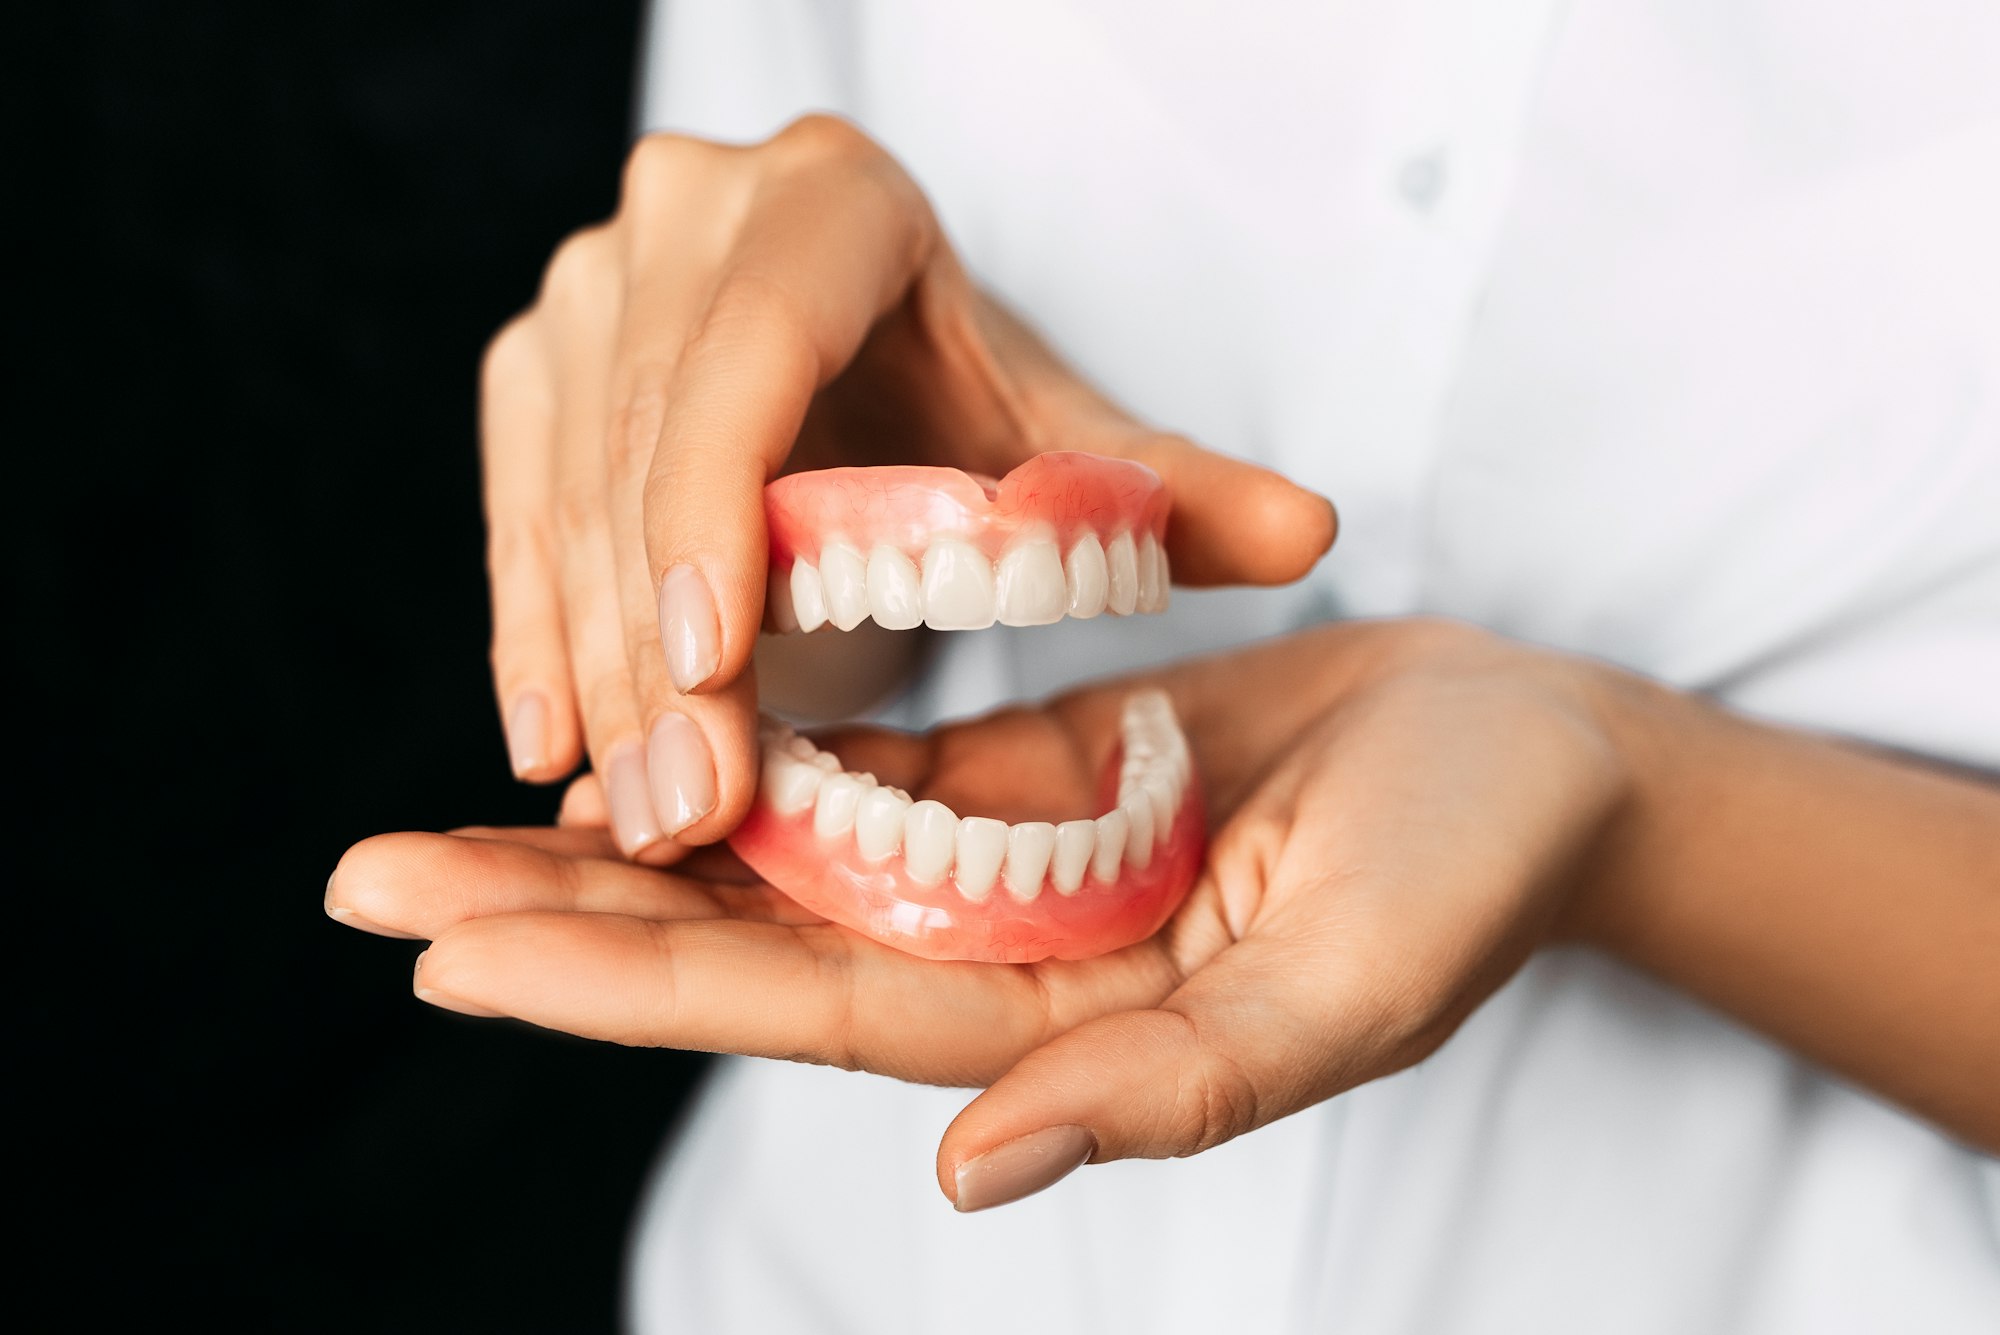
766,571,799,634
1143,772,1178,835
865,545,924,630
995,537,1068,627
818,541,870,631
790,560,829,633
785,735,819,761
1064,533,1109,619
758,716,794,745
903,800,959,886
1153,541,1172,611
1091,808,1129,884
759,753,824,815
1106,532,1140,615
1136,533,1164,612
954,817,1008,901
810,751,842,773
1051,820,1096,895
1003,822,1057,901
920,538,997,630
1122,793,1156,869
854,786,911,862
813,772,871,839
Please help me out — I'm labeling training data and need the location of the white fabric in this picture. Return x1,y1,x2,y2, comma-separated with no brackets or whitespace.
627,2,2000,1330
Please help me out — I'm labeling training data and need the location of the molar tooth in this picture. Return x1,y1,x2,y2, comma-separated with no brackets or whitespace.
865,545,924,630
1064,534,1109,619
1003,822,1057,901
819,541,870,631
1091,809,1129,883
810,751,842,773
784,735,819,761
1105,532,1140,616
903,800,959,886
920,537,997,630
995,537,1067,626
766,571,799,634
854,786,911,861
1051,820,1096,895
954,817,1008,901
1122,793,1156,869
759,753,824,814
1142,772,1178,835
813,771,872,839
789,560,829,633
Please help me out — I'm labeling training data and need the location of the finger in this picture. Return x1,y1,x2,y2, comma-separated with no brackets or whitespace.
539,225,677,863
481,313,583,782
639,119,940,703
936,923,1377,1212
326,830,805,940
411,908,1174,1085
1119,433,1337,588
557,772,608,827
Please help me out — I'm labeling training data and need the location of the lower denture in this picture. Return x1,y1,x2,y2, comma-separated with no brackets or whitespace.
729,689,1205,964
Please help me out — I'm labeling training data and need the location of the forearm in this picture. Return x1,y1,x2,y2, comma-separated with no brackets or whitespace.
1570,670,2000,1150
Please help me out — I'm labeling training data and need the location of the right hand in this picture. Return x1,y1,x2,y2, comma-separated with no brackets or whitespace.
484,114,1336,861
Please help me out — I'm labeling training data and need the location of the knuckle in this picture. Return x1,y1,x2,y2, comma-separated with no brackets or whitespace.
621,131,709,206
604,376,672,475
480,313,539,393
540,223,620,307
769,111,876,163
1163,1012,1261,1156
552,480,602,545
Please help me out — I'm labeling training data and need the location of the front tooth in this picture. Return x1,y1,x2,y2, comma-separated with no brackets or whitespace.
813,771,871,838
1122,793,1156,869
1105,532,1139,615
995,538,1067,626
1091,808,1129,883
759,752,824,814
903,800,959,885
953,817,1008,901
855,786,911,861
790,559,829,633
865,545,924,630
1003,822,1057,901
1051,820,1096,895
920,537,997,630
1136,533,1167,613
819,541,870,631
766,571,800,633
1064,534,1109,619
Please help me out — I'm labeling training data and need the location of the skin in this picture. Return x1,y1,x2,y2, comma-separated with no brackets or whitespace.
481,114,1335,855
329,620,2000,1206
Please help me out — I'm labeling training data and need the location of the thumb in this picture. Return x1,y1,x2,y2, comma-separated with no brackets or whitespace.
937,930,1388,1212
1122,434,1338,588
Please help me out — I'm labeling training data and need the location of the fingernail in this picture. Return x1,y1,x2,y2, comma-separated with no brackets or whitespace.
413,951,505,1017
506,691,550,778
646,712,716,836
605,740,665,856
659,564,721,693
952,1125,1096,1213
324,872,422,939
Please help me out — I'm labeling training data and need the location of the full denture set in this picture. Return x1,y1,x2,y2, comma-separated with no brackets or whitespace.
728,452,1206,963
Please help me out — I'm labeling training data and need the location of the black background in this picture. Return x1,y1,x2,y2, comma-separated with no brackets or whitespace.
30,4,703,1327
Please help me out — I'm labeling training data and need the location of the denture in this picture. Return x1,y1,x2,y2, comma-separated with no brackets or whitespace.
762,452,1171,634
731,452,1202,963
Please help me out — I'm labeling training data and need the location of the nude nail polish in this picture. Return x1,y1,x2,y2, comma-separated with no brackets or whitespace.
952,1125,1096,1213
659,563,721,693
605,740,664,856
506,691,549,778
647,712,716,836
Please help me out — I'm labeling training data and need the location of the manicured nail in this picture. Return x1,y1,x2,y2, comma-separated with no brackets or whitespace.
659,564,721,693
324,872,422,939
952,1125,1096,1213
413,952,505,1017
506,691,549,778
646,712,716,836
604,740,664,856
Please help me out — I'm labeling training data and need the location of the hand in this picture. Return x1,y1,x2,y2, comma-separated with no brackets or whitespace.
481,114,1335,859
331,619,1637,1208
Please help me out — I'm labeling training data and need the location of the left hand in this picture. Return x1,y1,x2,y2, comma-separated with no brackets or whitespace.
328,619,1635,1208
